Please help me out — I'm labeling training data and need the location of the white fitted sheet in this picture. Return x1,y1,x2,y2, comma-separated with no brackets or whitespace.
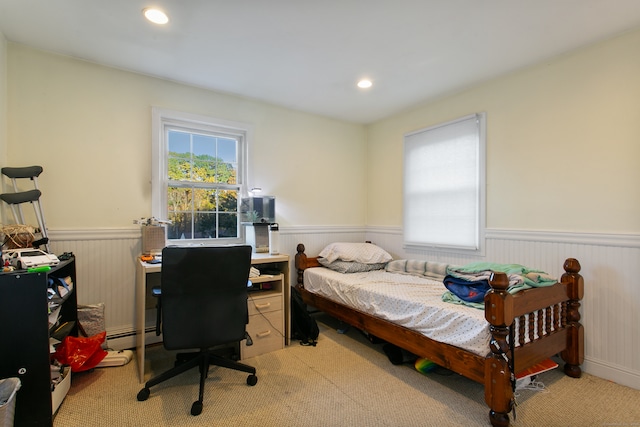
304,267,491,356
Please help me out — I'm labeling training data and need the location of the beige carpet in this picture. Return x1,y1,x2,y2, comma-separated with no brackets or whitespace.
54,315,640,427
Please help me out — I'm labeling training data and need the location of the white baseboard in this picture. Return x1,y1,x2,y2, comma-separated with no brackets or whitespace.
582,357,640,390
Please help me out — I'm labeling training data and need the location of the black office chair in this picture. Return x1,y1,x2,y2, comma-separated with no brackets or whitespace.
136,245,258,416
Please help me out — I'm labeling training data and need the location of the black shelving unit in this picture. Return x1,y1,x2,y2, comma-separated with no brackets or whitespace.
0,257,77,426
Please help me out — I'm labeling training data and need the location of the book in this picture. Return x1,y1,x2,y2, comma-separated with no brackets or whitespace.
515,358,558,379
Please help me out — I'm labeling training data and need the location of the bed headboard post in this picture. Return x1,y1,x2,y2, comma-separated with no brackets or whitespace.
295,243,308,286
560,258,584,378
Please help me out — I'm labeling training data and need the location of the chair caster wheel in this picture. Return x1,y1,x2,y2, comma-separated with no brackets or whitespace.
191,401,203,416
247,374,258,386
137,388,150,401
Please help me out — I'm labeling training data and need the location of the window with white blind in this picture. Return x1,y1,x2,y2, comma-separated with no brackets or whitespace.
403,113,486,253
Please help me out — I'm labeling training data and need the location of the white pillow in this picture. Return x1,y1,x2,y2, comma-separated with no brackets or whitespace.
318,258,388,274
318,242,393,264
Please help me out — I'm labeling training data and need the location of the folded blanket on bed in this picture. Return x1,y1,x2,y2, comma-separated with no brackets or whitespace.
441,290,485,309
442,262,557,309
447,262,556,291
442,275,490,303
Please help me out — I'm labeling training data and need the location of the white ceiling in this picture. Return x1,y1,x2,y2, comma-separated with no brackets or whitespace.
1,1,640,124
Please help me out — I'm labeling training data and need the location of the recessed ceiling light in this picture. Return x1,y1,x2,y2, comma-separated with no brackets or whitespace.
357,79,373,89
143,8,169,25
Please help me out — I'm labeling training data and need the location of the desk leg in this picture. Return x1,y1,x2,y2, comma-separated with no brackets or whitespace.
280,274,288,347
135,262,146,383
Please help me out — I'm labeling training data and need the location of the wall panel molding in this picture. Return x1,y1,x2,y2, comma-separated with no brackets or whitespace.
50,225,640,248
486,228,640,248
49,227,140,240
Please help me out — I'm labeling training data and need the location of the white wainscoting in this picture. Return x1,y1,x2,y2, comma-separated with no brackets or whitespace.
47,227,366,350
48,226,640,390
48,229,142,349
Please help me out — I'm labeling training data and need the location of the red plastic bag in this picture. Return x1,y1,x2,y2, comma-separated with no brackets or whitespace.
53,331,108,372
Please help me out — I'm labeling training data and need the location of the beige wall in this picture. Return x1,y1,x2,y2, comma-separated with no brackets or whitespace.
6,28,640,235
366,28,640,234
6,44,366,229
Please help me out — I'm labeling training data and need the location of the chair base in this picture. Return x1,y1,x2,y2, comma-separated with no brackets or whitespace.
137,348,257,416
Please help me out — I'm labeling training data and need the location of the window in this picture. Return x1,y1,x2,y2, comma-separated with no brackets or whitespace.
403,113,485,253
152,108,250,245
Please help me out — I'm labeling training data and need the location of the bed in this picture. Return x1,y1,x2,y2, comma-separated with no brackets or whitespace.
294,242,584,427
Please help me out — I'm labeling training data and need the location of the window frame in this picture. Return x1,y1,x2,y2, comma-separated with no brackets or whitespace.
402,113,486,255
151,107,251,246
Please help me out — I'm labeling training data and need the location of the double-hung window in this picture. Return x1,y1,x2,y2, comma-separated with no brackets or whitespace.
152,108,249,245
403,113,486,253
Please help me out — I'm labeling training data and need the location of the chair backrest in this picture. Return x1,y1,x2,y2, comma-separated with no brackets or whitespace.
160,245,253,350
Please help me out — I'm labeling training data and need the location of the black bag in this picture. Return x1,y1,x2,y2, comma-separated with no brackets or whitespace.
290,287,319,346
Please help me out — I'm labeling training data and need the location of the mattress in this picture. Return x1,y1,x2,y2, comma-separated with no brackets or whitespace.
304,267,491,356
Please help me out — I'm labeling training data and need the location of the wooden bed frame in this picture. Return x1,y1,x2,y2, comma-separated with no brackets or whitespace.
294,243,584,427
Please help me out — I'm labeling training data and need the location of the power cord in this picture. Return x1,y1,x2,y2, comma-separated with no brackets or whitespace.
514,376,549,399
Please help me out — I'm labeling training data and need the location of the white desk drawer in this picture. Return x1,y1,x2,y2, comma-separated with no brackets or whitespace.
242,310,284,359
247,294,282,316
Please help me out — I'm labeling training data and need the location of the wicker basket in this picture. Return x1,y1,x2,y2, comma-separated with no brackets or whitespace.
1,225,36,249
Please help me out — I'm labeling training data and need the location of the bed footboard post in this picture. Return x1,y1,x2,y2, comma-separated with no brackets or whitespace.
560,258,584,378
484,272,514,427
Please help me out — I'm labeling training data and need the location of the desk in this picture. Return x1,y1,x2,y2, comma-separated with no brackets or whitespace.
135,253,290,383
